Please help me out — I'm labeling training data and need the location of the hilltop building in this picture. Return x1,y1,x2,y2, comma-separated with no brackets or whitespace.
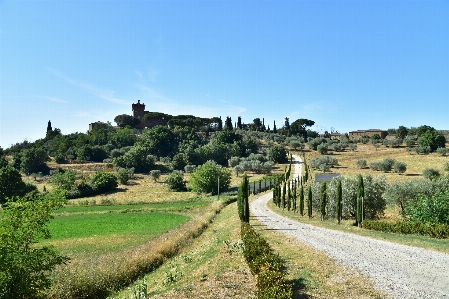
349,129,388,139
132,100,168,129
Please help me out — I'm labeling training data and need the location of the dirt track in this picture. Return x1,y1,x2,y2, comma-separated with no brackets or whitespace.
250,155,449,299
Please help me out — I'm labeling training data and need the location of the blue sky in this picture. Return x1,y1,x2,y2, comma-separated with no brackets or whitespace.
1,0,448,148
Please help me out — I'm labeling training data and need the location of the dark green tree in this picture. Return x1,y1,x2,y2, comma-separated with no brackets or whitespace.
166,170,187,191
320,181,327,221
290,118,315,141
299,185,304,216
0,166,27,205
336,179,342,224
190,161,231,194
268,145,288,164
140,125,177,157
357,175,364,226
307,186,312,219
418,129,446,152
20,147,50,175
238,174,250,222
224,116,233,130
237,116,243,129
113,114,141,128
396,126,409,139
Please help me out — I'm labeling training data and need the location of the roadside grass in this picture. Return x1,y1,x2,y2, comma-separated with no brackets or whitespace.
110,200,257,299
42,212,189,255
251,215,389,299
266,200,449,255
301,143,449,183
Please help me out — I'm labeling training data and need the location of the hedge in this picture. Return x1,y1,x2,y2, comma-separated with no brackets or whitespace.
241,223,292,299
362,220,449,239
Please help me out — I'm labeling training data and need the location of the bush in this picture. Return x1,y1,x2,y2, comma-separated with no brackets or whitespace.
317,143,328,155
369,162,380,171
171,153,187,170
378,158,395,172
228,156,241,167
423,168,440,181
149,170,161,182
113,146,155,173
90,172,118,193
436,147,449,156
356,159,367,169
190,161,231,194
184,165,196,173
115,167,134,185
165,170,187,192
393,161,407,174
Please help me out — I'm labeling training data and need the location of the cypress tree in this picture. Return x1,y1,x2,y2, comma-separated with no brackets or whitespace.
299,185,304,216
336,179,342,224
357,175,364,227
273,185,277,205
307,186,312,219
238,174,250,222
282,183,286,209
293,181,297,212
287,183,291,211
253,180,256,195
320,181,327,221
259,180,262,193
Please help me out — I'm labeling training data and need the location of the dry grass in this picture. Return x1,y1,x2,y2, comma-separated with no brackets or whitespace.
301,143,449,183
111,201,257,299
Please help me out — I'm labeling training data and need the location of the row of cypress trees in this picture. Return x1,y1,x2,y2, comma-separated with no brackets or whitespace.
271,153,366,226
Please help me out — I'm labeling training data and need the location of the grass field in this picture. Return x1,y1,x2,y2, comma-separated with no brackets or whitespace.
43,211,189,255
300,143,449,183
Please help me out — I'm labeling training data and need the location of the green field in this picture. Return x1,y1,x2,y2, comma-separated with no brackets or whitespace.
43,210,190,255
57,201,207,214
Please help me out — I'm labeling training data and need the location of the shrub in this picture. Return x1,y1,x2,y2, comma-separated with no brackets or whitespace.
149,170,161,182
378,158,395,172
317,143,328,155
393,161,407,174
90,172,118,193
436,147,449,156
50,169,77,191
369,162,380,171
349,143,357,151
423,168,440,181
171,153,187,170
228,156,241,167
356,159,367,169
115,167,133,185
166,170,187,192
184,165,196,173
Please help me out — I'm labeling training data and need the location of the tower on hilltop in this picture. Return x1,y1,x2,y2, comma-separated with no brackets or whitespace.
132,100,146,120
47,120,52,132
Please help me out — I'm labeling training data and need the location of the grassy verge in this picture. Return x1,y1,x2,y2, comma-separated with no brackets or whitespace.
110,200,257,299
252,214,389,299
267,199,449,254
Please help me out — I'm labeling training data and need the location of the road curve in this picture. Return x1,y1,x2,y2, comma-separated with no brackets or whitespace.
250,155,449,299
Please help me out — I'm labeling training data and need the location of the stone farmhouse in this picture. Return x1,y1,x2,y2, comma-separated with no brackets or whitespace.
349,129,388,139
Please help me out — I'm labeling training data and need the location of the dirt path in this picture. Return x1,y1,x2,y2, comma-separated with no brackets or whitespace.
251,155,449,299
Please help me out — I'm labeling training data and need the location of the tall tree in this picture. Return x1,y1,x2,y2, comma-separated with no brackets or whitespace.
320,181,327,221
290,118,315,141
396,126,409,139
299,184,304,216
336,179,342,224
307,186,312,219
237,116,243,129
357,175,365,227
113,114,141,128
224,116,233,130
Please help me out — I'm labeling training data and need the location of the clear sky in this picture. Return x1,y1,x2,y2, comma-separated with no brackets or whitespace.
1,0,448,148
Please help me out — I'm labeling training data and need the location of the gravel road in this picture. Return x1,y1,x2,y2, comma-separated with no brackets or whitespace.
250,155,449,299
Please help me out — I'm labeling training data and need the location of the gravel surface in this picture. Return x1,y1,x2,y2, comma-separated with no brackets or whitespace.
250,155,449,299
